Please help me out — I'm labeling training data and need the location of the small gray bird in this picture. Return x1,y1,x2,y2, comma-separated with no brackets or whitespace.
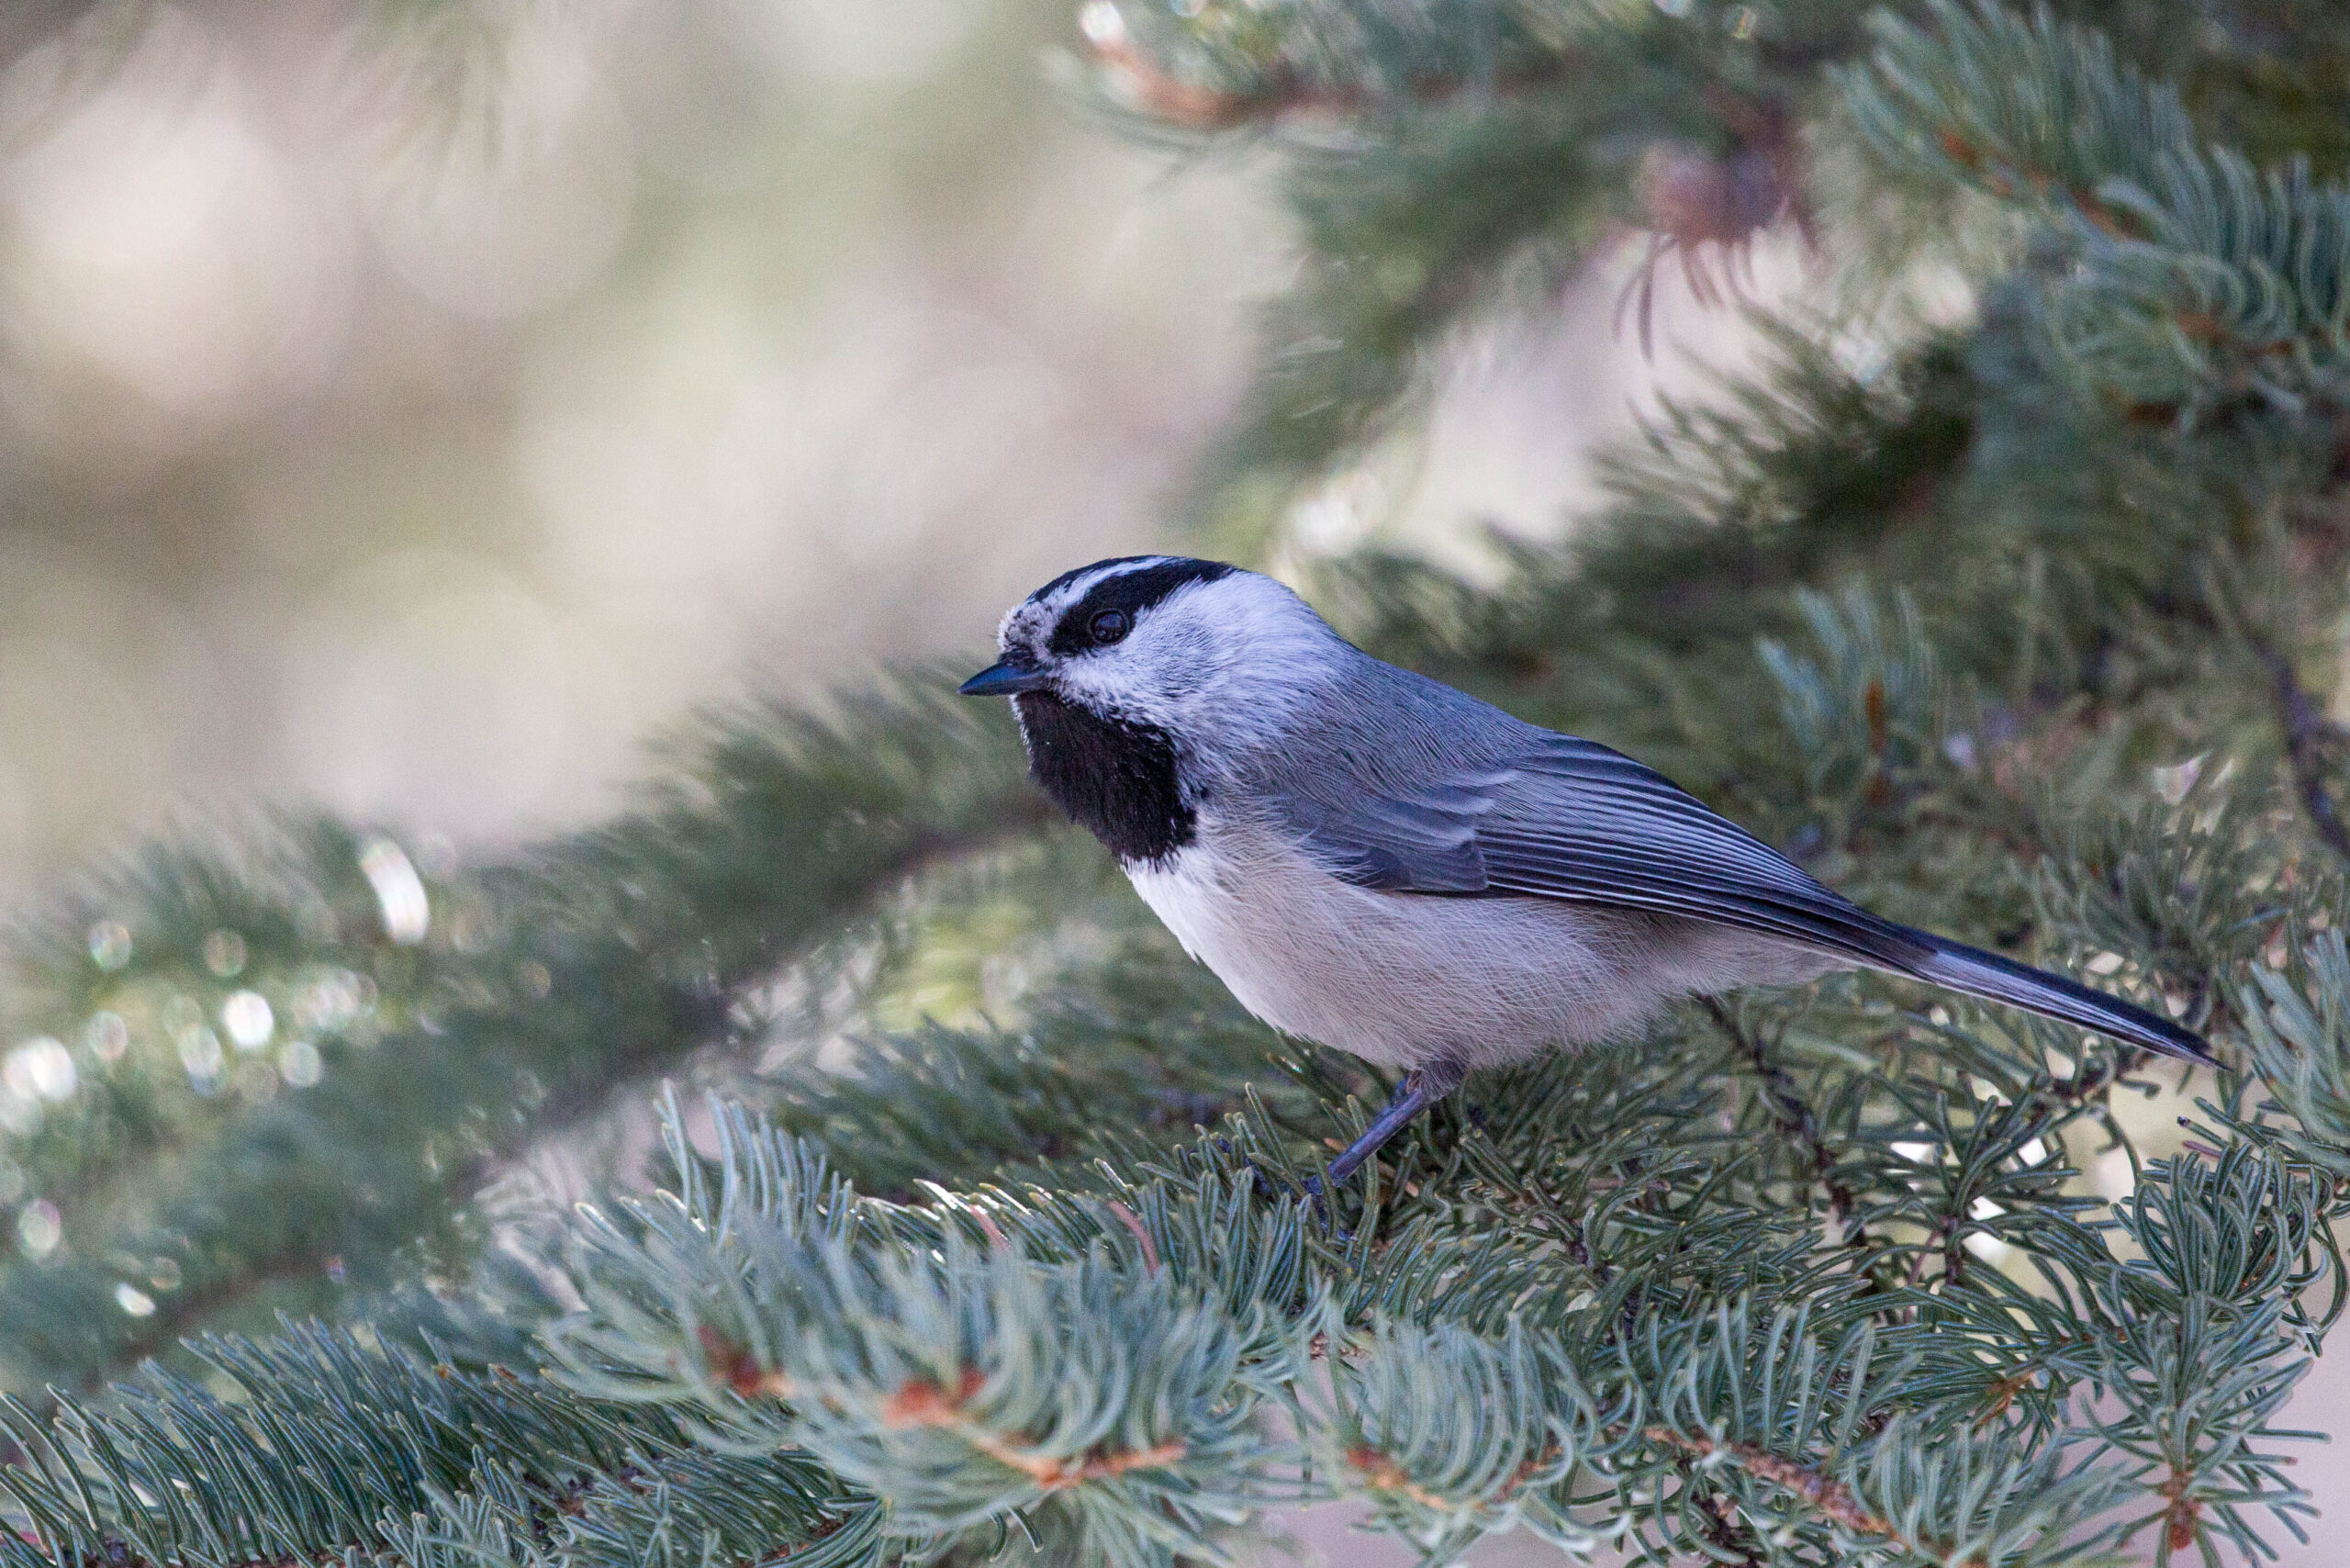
960,555,2213,1187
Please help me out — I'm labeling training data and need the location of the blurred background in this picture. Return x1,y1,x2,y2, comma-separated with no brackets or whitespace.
0,0,1281,890
2,3,2311,1562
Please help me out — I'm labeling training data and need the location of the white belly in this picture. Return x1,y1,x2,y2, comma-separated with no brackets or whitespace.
1126,823,1833,1070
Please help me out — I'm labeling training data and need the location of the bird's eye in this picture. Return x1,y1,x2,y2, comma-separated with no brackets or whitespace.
1088,609,1131,644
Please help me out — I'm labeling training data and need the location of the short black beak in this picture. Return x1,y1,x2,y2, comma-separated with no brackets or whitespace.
957,660,1050,697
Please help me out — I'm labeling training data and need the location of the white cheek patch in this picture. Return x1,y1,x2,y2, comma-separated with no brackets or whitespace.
1051,658,1143,711
1051,624,1209,721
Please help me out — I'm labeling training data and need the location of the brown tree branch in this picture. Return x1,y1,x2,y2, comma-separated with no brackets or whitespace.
2249,633,2350,862
1703,998,1866,1245
1647,1428,1985,1567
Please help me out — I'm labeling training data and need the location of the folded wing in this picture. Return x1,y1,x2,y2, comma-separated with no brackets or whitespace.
1277,731,2212,1064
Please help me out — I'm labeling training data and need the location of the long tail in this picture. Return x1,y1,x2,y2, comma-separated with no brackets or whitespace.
1899,936,2215,1065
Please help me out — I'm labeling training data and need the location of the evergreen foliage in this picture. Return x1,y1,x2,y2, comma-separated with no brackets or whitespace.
10,1,2350,1564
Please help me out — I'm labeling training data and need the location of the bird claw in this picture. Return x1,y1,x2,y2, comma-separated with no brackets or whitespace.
1299,1172,1354,1238
1243,1162,1343,1233
1299,1170,1328,1219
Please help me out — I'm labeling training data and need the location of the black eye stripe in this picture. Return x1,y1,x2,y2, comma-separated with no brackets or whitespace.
1046,558,1236,655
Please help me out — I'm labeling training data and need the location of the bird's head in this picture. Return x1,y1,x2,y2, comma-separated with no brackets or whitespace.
959,556,1341,747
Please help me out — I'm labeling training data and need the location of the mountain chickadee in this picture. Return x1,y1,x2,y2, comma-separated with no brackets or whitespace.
960,556,2215,1188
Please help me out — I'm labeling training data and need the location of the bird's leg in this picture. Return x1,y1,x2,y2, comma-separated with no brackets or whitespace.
1319,1060,1467,1191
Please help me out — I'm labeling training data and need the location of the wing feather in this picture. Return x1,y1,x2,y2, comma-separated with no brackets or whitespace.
1284,772,1505,892
1279,732,1932,969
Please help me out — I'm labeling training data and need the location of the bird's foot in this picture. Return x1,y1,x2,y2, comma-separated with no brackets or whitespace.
1239,1161,1344,1233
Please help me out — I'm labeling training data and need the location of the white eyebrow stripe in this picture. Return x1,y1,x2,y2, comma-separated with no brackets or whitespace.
1035,556,1185,614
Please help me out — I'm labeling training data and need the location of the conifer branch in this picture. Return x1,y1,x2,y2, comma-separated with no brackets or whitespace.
1084,0,1879,548
1084,17,1588,132
1701,997,1864,1241
1646,1428,1956,1563
0,677,1043,1395
1844,0,2350,414
2249,631,2350,861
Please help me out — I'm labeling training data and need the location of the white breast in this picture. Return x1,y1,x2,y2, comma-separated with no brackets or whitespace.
1127,819,1835,1071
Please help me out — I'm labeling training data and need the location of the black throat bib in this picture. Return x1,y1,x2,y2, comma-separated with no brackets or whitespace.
1012,690,1192,865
